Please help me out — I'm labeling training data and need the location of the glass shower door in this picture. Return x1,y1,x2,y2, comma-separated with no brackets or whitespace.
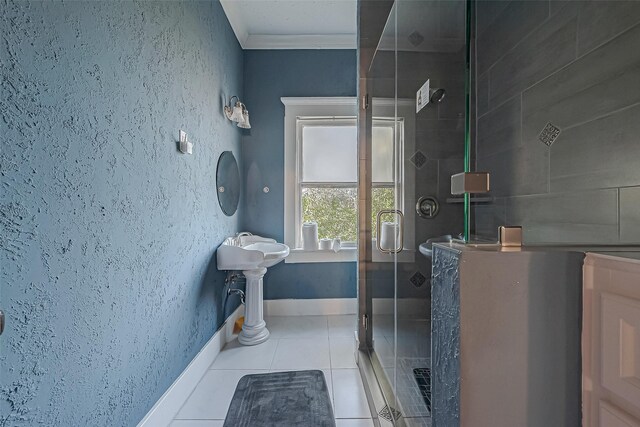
362,0,469,425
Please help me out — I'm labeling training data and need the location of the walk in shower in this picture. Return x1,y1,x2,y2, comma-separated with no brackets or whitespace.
357,0,471,425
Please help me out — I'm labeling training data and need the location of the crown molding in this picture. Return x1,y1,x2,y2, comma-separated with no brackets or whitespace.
219,0,249,48
220,0,356,50
243,34,356,50
280,97,357,107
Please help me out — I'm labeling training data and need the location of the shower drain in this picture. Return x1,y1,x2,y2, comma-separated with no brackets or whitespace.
378,405,402,422
413,367,432,412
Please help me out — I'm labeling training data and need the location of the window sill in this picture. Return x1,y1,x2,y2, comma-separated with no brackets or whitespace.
285,248,357,264
284,246,416,264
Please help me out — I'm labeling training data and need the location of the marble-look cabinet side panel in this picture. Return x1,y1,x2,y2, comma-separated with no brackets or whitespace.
431,245,461,427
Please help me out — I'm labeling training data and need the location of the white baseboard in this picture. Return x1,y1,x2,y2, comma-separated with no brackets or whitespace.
263,298,357,316
137,305,244,427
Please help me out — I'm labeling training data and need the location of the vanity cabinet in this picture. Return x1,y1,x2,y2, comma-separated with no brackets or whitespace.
431,244,584,427
583,253,640,427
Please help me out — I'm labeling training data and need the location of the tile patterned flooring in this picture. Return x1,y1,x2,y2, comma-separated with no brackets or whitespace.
171,315,374,426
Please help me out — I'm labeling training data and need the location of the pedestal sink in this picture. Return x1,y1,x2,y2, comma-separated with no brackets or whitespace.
217,233,290,345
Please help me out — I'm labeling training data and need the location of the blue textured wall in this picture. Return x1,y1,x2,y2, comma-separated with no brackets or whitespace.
1,1,243,425
241,50,357,299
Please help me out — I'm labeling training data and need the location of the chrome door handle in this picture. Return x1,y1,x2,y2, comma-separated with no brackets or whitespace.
376,209,404,254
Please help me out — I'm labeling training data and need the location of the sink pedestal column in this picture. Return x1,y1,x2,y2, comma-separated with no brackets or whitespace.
238,267,270,345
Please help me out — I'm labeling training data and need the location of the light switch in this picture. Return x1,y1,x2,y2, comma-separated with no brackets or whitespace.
179,130,192,154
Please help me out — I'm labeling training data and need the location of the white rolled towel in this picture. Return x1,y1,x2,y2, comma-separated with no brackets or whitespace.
302,222,319,250
380,222,399,251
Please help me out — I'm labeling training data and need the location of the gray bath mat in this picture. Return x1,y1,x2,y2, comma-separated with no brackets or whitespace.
224,370,335,427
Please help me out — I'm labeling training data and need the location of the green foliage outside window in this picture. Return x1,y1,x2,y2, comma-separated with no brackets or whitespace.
301,186,395,242
371,187,396,238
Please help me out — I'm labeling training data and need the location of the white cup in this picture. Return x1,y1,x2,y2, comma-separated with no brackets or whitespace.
319,238,332,250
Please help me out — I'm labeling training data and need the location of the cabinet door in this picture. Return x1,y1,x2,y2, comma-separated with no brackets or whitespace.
600,402,640,427
601,293,640,406
583,254,640,427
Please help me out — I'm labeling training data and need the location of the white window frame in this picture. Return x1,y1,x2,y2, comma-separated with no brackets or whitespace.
283,97,358,263
296,116,359,247
282,97,415,264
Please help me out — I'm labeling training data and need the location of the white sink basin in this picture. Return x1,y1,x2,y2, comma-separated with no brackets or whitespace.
217,234,290,271
216,233,289,346
418,235,454,259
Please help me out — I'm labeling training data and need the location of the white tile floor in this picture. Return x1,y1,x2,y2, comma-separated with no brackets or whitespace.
171,315,374,427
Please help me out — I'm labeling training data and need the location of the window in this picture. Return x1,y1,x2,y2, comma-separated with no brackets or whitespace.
283,97,415,263
299,119,358,243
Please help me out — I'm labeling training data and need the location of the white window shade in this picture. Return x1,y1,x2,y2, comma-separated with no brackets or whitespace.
301,125,358,183
372,125,394,183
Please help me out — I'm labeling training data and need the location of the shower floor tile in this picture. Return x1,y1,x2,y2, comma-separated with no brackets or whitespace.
371,314,433,421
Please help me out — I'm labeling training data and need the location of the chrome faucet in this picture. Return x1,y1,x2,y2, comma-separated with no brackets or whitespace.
234,231,253,245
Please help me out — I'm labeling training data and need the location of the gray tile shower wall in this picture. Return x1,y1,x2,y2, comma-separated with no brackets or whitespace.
620,187,640,243
474,0,640,244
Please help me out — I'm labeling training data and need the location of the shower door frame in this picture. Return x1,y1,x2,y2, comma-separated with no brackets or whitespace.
355,1,400,423
356,0,475,423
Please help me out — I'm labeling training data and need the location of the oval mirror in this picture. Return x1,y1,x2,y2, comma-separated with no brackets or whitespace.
216,151,240,216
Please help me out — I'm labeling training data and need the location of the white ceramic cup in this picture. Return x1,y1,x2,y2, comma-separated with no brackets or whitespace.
319,238,332,250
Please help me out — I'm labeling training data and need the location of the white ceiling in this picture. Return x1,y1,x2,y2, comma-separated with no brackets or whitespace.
220,0,358,49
